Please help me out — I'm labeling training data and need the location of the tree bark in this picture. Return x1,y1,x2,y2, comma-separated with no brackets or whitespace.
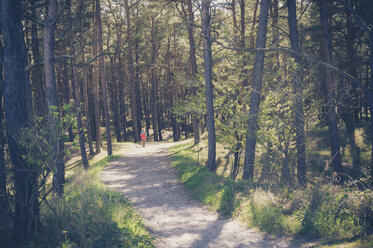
30,0,47,116
44,0,65,195
135,36,143,137
95,0,112,155
320,0,342,174
342,5,360,171
110,55,122,142
92,0,101,153
0,36,7,210
78,0,94,155
249,0,260,49
150,16,159,142
243,0,270,182
288,0,307,185
124,0,139,142
68,0,89,169
202,0,216,172
113,20,128,142
1,0,39,238
82,49,94,155
186,0,200,145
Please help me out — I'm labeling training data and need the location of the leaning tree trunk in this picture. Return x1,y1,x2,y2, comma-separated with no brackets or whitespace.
320,0,342,175
288,0,307,186
44,0,65,195
243,0,270,182
1,0,39,238
202,0,216,172
95,0,112,155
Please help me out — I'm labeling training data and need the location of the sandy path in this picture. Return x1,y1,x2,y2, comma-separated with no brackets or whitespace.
99,142,315,248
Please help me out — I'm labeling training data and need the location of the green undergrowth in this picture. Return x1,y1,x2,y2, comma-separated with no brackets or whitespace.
169,141,373,246
29,154,154,248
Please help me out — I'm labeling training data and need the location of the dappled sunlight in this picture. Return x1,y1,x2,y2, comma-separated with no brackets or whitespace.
100,142,315,248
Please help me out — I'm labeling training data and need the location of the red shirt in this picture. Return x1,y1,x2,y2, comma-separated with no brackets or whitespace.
141,132,146,140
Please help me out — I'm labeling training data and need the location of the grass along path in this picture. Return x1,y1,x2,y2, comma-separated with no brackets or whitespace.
99,141,317,248
28,142,154,248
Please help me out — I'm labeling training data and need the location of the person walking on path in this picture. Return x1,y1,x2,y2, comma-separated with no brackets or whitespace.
140,128,147,147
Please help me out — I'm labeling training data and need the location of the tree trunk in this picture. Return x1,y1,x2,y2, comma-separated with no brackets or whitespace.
249,0,260,49
0,37,7,210
135,37,142,136
369,34,373,181
150,16,159,142
288,0,307,186
114,27,128,142
1,0,39,238
82,51,94,155
243,0,270,182
31,0,47,116
320,0,342,175
342,6,360,171
79,0,94,155
68,0,89,169
124,0,139,142
95,0,112,155
92,0,101,153
110,55,122,142
44,0,65,195
186,0,200,145
202,0,216,172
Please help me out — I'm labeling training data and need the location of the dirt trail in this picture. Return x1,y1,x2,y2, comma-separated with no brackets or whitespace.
99,142,315,248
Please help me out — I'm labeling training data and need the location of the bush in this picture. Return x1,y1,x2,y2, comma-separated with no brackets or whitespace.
301,186,373,240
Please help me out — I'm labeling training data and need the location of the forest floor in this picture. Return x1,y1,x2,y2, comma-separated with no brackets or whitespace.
99,141,319,248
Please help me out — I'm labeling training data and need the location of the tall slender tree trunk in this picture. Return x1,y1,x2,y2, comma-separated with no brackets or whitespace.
320,0,342,175
343,6,360,171
68,0,89,169
44,0,65,195
95,0,112,155
186,0,200,145
150,16,159,142
369,34,373,181
31,0,47,116
92,0,101,153
243,0,270,182
114,27,128,142
0,37,7,210
288,0,307,185
249,0,260,49
82,52,94,155
124,0,139,142
1,0,39,238
135,38,142,136
62,64,74,142
202,0,216,172
79,0,94,155
110,55,122,142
